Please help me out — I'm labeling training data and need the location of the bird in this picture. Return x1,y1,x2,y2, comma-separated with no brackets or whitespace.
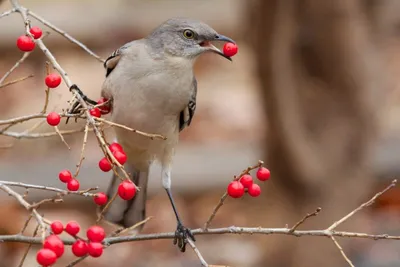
68,17,235,252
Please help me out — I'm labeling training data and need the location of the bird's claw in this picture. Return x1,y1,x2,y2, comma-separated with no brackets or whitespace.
66,84,97,124
173,223,195,252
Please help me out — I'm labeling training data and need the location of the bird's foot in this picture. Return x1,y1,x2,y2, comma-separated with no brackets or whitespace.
173,222,195,252
66,84,97,124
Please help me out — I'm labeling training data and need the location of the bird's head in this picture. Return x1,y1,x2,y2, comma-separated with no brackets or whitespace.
147,18,235,61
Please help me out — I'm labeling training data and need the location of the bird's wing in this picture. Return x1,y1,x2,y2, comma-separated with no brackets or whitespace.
104,41,135,77
179,78,197,132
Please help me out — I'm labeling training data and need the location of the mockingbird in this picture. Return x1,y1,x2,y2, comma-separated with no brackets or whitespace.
69,18,235,252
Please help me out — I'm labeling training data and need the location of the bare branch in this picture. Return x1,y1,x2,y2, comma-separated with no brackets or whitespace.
328,179,397,230
0,52,31,86
0,74,33,89
0,181,97,197
111,217,153,237
27,10,105,63
2,127,85,139
0,8,16,19
0,113,80,126
330,236,355,267
289,207,321,233
17,224,40,267
54,125,71,149
95,117,167,140
0,183,46,240
41,62,51,113
188,238,208,267
2,225,400,246
74,123,89,177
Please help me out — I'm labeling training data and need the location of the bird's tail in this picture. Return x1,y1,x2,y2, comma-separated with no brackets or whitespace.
100,163,149,231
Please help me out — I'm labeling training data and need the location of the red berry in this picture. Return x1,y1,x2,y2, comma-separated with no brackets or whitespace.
239,174,253,188
36,248,57,266
16,35,35,52
227,181,244,198
30,26,43,39
109,142,124,153
58,169,72,183
118,181,136,200
113,150,127,165
72,240,88,257
223,42,238,57
50,221,64,235
89,108,101,118
248,183,261,197
86,225,105,242
97,97,111,114
98,157,112,172
93,192,108,206
46,112,61,126
67,179,80,191
43,235,64,258
65,221,80,236
87,242,103,258
45,73,62,88
256,167,271,181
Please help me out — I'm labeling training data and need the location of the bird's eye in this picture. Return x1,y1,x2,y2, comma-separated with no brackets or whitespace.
183,29,195,39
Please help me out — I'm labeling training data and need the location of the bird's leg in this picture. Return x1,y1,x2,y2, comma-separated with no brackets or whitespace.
66,84,98,124
162,164,195,252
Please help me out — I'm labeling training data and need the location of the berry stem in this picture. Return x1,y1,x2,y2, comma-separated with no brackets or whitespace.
203,160,264,230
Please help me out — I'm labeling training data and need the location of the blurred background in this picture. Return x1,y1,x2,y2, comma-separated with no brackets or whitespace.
1,0,400,266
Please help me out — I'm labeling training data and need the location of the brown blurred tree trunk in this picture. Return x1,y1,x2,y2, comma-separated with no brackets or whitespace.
248,0,387,266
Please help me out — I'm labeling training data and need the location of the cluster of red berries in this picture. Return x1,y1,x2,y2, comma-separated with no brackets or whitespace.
58,170,80,192
36,221,105,266
98,142,137,201
16,26,42,52
89,97,112,119
56,141,135,206
58,169,109,205
227,167,270,198
223,43,238,57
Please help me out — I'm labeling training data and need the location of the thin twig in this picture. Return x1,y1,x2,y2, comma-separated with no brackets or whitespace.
2,226,400,246
204,160,264,230
0,184,46,241
95,117,166,140
0,181,97,197
27,10,105,63
17,224,40,267
41,62,51,113
97,191,118,222
111,217,153,237
0,74,33,89
66,255,89,267
188,238,209,267
19,215,33,234
289,207,321,233
54,126,71,149
0,8,16,19
30,197,63,209
0,52,31,86
2,127,84,139
328,179,397,230
330,236,355,267
0,113,81,126
74,123,89,177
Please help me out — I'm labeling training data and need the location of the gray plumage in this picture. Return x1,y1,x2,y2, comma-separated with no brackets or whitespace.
99,17,234,250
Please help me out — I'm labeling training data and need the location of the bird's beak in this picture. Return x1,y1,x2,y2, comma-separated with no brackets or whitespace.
199,34,235,61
